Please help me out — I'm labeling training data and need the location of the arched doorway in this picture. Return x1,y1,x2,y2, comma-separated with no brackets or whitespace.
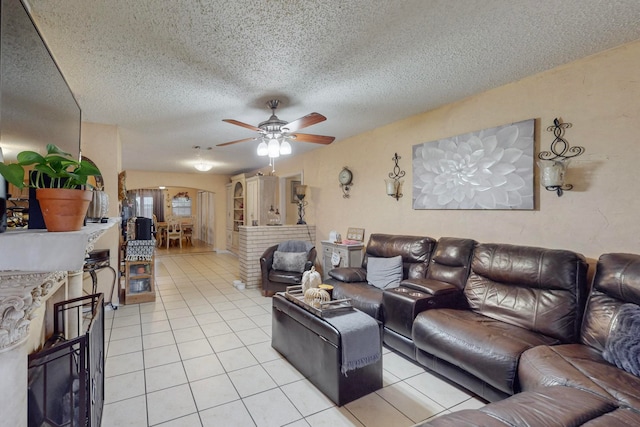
125,186,216,253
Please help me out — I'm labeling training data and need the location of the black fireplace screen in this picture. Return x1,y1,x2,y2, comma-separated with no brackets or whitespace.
28,293,104,427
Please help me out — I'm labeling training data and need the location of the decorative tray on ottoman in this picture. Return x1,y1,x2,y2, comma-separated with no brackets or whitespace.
283,285,353,317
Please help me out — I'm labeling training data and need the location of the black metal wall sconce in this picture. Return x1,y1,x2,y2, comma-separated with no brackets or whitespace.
295,184,308,224
537,118,585,197
385,153,405,201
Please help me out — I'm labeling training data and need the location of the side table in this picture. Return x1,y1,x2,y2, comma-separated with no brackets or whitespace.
321,241,364,280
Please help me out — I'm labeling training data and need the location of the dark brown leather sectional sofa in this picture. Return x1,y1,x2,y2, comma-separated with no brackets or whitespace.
326,234,640,425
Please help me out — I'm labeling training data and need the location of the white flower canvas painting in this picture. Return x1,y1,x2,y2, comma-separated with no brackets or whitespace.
412,119,534,210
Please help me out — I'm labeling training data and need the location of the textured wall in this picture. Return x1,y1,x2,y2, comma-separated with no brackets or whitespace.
258,40,640,268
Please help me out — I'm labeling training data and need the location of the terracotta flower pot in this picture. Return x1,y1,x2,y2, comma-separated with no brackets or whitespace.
36,188,93,232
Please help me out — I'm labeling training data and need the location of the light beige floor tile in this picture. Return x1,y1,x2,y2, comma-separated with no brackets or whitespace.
246,341,282,364
199,321,233,337
145,361,188,392
240,305,269,317
142,319,172,335
205,295,230,304
144,344,181,368
112,314,141,328
160,294,185,303
447,396,486,411
218,309,248,321
226,317,258,332
107,336,143,357
146,384,197,426
140,310,168,324
165,307,193,319
262,358,305,386
110,325,141,341
207,332,244,352
382,368,402,387
105,352,144,377
177,338,214,360
113,305,140,317
143,331,176,349
243,388,303,427
104,370,146,403
405,371,472,409
236,328,270,346
190,374,240,411
173,326,206,343
194,312,223,325
376,381,446,423
305,406,365,427
228,365,277,397
281,379,334,417
232,298,258,308
252,314,272,327
344,392,413,427
198,290,222,298
163,300,188,311
222,290,245,299
199,399,255,427
182,354,225,382
216,347,259,372
139,301,165,313
382,351,427,380
155,413,202,427
102,395,147,427
169,315,199,330
212,301,238,311
188,304,216,315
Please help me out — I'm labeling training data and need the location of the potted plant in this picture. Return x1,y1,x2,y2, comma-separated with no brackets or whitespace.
0,144,102,231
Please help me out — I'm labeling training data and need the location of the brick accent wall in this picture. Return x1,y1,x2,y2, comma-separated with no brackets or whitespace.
239,225,316,289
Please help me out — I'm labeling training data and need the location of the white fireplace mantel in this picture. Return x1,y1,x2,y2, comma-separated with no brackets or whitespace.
0,219,118,272
0,219,117,427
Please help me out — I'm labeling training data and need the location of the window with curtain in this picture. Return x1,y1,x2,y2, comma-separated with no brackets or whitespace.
171,197,192,217
126,189,165,221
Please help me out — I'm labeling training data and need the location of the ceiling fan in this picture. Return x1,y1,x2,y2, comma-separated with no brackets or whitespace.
217,100,335,157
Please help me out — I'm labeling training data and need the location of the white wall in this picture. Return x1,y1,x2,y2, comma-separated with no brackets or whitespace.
81,122,121,302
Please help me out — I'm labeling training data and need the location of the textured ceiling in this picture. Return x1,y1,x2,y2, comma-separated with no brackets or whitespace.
22,0,640,175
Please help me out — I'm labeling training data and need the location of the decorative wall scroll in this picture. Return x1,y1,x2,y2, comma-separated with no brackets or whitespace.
412,119,534,210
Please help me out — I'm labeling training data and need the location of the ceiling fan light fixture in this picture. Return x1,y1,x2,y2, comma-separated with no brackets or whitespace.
257,141,268,156
280,140,292,155
267,139,280,158
193,145,214,171
194,162,213,172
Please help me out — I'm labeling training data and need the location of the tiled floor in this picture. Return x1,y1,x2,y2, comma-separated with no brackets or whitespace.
102,250,484,427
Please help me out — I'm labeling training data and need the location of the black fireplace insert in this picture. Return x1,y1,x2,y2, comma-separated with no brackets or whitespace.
28,293,105,427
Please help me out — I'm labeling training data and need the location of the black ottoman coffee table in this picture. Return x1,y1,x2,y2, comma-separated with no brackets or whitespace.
271,293,383,406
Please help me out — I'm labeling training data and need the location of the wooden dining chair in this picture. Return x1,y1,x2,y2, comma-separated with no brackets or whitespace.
166,220,182,249
182,223,193,246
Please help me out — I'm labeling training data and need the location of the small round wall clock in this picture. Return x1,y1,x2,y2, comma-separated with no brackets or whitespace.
339,167,353,198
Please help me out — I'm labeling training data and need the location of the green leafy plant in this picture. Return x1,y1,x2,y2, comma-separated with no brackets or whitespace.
0,144,101,189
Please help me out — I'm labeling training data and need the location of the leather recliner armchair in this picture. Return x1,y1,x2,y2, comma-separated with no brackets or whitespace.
260,241,317,296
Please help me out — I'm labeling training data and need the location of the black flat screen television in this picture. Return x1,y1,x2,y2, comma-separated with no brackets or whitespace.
0,0,81,163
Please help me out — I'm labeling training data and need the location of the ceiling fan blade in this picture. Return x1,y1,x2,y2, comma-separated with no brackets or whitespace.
222,119,262,132
216,137,257,147
282,113,326,132
291,133,335,145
